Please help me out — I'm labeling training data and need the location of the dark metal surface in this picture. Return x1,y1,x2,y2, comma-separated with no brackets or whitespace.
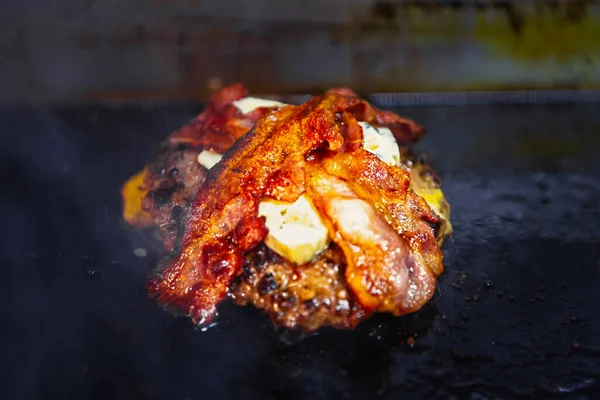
2,102,600,399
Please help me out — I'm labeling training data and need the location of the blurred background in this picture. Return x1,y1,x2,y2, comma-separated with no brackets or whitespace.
2,0,600,103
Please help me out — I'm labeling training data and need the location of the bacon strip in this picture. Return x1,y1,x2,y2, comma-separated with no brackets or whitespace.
306,168,411,312
318,151,442,313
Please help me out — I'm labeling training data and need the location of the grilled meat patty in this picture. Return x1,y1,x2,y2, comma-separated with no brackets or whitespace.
122,84,452,331
231,243,366,331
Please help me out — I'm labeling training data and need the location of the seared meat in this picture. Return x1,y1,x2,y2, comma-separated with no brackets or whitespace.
122,83,451,331
231,243,367,331
122,83,279,251
141,144,207,251
146,92,446,330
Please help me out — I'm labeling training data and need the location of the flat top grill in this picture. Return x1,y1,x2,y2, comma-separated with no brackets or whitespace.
2,101,599,399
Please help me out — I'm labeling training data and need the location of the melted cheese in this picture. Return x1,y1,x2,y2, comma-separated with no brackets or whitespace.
415,188,446,219
232,97,287,114
258,194,329,265
359,121,401,167
197,150,223,170
409,167,453,244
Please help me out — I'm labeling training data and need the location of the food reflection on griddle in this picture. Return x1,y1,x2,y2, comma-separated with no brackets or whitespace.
122,83,452,331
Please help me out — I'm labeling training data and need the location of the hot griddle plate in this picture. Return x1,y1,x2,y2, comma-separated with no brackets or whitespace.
2,103,599,399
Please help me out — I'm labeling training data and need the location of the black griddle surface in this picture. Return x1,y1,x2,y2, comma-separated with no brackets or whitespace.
2,103,600,400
